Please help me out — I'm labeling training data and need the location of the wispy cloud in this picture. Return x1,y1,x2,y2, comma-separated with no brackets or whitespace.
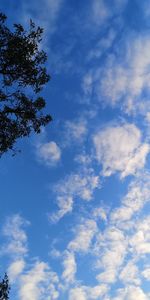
22,0,63,36
50,168,100,222
68,219,97,253
84,34,150,117
1,214,29,258
36,141,61,167
0,215,29,284
1,215,60,299
111,173,150,223
87,29,116,61
119,261,140,285
63,119,88,145
89,0,127,27
101,35,150,111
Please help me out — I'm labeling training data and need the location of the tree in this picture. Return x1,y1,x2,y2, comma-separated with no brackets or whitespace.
0,12,52,156
0,274,10,300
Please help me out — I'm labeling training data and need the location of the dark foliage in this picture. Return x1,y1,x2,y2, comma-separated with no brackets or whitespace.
0,274,10,300
0,12,52,156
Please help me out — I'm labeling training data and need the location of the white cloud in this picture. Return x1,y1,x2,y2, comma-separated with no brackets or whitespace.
8,259,25,283
46,0,62,23
82,33,150,118
50,168,99,221
92,207,107,222
98,35,150,114
68,219,97,253
86,285,108,299
119,261,140,285
64,119,88,144
1,214,29,257
1,215,60,300
74,153,92,166
3,172,150,300
22,0,62,37
36,141,61,166
91,0,110,25
142,268,150,281
69,284,108,300
93,225,127,284
95,175,150,289
129,216,150,256
111,206,134,223
54,170,99,201
87,29,116,61
69,286,86,300
96,242,126,284
51,173,150,297
93,123,149,178
97,269,116,284
111,174,150,223
90,0,127,27
50,196,73,223
111,285,149,300
62,251,76,283
19,261,59,300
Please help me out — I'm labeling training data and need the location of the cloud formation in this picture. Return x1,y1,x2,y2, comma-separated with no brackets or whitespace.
68,219,97,253
93,123,149,178
1,214,59,299
36,141,61,166
62,251,76,283
2,1,150,299
19,261,59,300
50,168,99,221
1,214,29,258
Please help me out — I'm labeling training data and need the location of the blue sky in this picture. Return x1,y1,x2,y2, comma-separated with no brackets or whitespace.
1,0,150,299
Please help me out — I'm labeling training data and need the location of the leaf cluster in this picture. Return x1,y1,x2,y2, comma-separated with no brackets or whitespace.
0,13,52,155
0,274,10,300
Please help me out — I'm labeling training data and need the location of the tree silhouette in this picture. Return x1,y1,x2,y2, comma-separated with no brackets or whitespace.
0,12,52,156
0,274,10,300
